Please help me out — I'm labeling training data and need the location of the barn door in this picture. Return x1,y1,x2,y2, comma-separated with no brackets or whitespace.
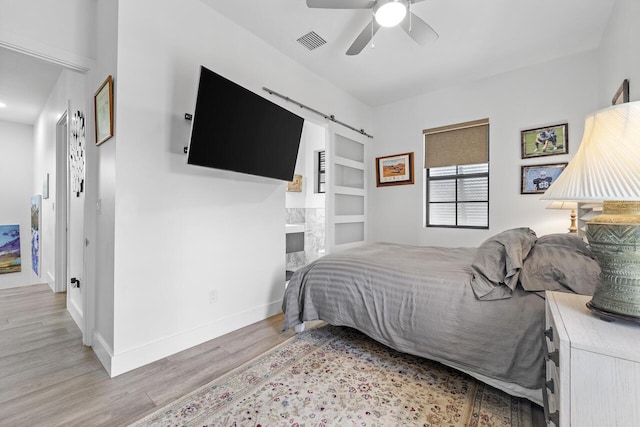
325,124,368,253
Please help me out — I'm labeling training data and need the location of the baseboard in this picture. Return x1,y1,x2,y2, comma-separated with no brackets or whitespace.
92,330,113,376
109,299,283,377
67,297,84,335
47,272,55,291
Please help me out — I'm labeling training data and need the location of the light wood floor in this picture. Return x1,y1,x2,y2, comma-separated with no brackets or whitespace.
1,284,545,426
0,284,295,426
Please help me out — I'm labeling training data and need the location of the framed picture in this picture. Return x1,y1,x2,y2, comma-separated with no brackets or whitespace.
30,195,41,276
287,174,302,192
521,123,568,158
376,152,414,187
521,163,567,194
0,224,21,274
612,79,630,105
42,173,49,199
94,75,114,146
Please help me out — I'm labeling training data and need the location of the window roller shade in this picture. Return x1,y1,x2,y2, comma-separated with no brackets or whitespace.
424,119,489,168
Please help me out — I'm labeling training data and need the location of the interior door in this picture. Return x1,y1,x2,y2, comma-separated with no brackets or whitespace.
67,110,86,329
55,113,68,293
325,124,368,253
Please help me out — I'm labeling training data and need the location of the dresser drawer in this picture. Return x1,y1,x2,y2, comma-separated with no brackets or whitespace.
544,358,560,426
544,299,561,426
544,303,558,352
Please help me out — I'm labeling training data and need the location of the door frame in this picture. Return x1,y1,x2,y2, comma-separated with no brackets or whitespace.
55,111,69,295
6,41,94,347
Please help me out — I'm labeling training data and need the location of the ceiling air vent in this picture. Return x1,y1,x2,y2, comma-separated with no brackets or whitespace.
296,31,327,51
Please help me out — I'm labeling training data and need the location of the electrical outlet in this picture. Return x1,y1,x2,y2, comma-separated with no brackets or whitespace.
209,289,218,304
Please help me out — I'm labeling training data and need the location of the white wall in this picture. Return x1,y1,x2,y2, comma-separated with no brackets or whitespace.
285,125,308,210
597,0,640,105
0,0,96,70
369,50,600,247
87,0,119,367
108,0,372,375
285,120,326,210
0,120,36,289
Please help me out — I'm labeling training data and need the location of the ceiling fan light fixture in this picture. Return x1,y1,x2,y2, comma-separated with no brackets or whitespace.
374,0,407,28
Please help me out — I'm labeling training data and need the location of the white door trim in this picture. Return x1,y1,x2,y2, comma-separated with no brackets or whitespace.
55,112,69,294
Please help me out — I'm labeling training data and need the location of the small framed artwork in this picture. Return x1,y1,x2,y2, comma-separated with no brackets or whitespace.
521,163,567,194
42,173,49,199
94,75,114,146
521,123,568,158
287,174,302,192
376,152,414,187
612,79,630,105
0,224,21,274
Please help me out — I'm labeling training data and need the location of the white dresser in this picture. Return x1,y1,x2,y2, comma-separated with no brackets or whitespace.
544,291,640,426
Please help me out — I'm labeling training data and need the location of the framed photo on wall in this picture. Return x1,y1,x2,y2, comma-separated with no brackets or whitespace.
94,75,114,146
376,152,414,187
612,79,630,105
521,163,567,194
521,123,568,159
287,174,302,192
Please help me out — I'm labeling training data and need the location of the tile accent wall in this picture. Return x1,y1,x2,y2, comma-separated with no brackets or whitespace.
286,208,305,225
304,208,325,265
286,208,325,272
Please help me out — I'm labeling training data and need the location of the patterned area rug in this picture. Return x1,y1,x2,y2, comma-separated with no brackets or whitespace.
131,325,533,427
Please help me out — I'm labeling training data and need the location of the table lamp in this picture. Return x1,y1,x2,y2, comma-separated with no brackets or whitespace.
542,101,640,321
546,201,578,233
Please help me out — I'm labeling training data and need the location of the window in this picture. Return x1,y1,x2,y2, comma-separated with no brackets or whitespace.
424,119,489,228
317,150,326,193
427,163,489,228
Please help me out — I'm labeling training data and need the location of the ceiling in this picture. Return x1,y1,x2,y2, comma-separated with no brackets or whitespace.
0,47,63,125
0,1,616,125
202,0,616,106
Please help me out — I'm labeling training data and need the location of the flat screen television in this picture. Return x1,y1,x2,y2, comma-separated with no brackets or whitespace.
187,66,304,181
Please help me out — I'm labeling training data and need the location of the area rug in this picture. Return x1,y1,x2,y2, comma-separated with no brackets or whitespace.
131,325,533,427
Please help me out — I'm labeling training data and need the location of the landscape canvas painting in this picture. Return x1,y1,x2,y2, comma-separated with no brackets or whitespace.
0,224,21,274
31,195,41,276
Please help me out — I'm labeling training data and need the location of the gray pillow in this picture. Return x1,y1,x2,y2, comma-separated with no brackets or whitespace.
471,227,537,300
535,233,592,254
520,233,600,295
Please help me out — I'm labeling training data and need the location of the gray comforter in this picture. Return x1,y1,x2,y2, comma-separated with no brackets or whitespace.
282,242,545,389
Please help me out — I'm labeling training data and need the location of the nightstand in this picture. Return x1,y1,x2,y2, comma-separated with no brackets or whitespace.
544,291,640,426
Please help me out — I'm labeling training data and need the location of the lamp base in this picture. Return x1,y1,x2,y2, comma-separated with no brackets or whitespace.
568,208,577,234
586,300,640,323
586,201,640,320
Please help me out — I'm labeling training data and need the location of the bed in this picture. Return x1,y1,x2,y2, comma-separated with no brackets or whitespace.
282,228,601,405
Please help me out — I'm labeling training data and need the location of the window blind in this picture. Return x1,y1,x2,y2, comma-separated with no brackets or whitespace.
426,163,489,228
423,118,489,168
318,150,326,193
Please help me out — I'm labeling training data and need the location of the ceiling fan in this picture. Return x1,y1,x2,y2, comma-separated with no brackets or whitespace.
306,0,439,55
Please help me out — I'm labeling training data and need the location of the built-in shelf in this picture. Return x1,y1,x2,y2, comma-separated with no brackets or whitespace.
285,223,304,234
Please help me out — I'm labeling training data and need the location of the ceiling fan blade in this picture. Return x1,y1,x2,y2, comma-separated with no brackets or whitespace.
346,20,380,55
400,12,439,45
306,0,376,9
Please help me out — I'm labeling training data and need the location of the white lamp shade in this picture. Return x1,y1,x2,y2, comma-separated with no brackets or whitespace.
375,1,407,27
542,101,640,201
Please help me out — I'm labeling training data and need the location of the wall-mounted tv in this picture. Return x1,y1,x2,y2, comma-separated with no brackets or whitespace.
187,66,304,182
